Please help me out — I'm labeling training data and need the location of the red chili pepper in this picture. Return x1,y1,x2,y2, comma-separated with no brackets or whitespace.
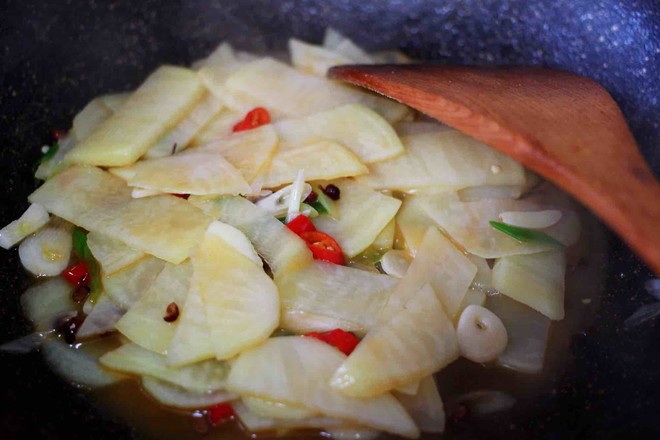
62,261,90,287
299,231,345,265
207,402,235,425
232,107,271,132
305,329,360,355
286,214,316,236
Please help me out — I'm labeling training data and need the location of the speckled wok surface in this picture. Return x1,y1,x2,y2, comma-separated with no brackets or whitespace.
0,1,658,439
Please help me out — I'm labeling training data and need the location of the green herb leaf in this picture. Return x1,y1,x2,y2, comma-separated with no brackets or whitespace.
72,227,91,261
308,200,328,215
489,221,564,247
71,227,103,304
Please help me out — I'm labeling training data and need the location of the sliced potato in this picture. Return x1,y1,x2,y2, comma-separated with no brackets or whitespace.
205,221,260,265
141,376,236,409
309,179,400,257
64,66,205,166
167,273,215,366
29,166,213,264
362,130,526,192
417,192,580,258
34,134,76,180
192,196,312,277
118,152,251,196
393,196,437,257
188,124,278,184
227,336,419,438
76,294,125,339
72,97,113,142
195,224,279,360
289,38,354,76
264,142,368,188
115,261,192,353
225,57,408,123
373,219,395,251
492,250,566,320
395,375,445,434
146,92,224,158
189,109,242,147
242,395,319,420
280,310,366,335
331,284,458,397
100,343,229,392
277,260,397,335
87,231,145,275
380,227,476,322
103,256,166,308
275,104,404,163
98,92,130,112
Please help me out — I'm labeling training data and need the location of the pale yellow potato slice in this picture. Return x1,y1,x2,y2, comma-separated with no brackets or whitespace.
331,284,458,398
227,336,419,438
189,109,242,147
492,250,566,320
242,395,319,420
64,66,205,166
226,57,408,123
146,92,224,158
417,192,580,258
71,97,113,142
380,227,477,322
275,104,405,163
264,141,368,188
98,92,130,112
289,38,353,76
118,152,251,196
395,375,445,434
312,178,401,257
100,343,229,392
29,166,213,264
167,272,215,366
362,130,526,191
195,224,279,360
372,219,395,251
394,196,437,258
188,124,278,184
191,196,312,277
276,260,397,335
103,256,166,308
87,231,145,275
115,261,192,353
141,376,236,409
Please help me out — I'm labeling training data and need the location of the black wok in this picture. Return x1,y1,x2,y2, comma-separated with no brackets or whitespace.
0,1,658,438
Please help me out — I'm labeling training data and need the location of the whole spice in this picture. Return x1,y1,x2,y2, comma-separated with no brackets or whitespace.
320,184,340,201
56,313,85,344
304,191,318,203
163,302,180,322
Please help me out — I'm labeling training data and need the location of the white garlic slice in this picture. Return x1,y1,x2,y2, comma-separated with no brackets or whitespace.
19,225,73,277
379,249,410,278
456,305,508,363
498,210,562,229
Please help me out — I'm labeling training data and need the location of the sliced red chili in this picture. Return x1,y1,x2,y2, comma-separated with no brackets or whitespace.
62,261,91,287
232,107,271,132
51,129,68,141
207,402,235,425
305,329,360,355
286,214,316,236
299,231,345,265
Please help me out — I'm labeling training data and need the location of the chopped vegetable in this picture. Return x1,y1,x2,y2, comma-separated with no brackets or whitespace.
498,210,562,229
456,305,508,363
305,329,361,356
489,221,564,247
233,107,271,132
18,221,73,277
331,284,458,398
141,376,236,409
208,402,235,425
300,231,345,265
286,214,317,236
62,261,91,287
0,203,50,250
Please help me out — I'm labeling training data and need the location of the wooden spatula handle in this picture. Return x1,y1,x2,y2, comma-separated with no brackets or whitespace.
330,65,660,274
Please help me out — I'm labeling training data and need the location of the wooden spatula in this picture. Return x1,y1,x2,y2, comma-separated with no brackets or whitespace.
329,65,660,274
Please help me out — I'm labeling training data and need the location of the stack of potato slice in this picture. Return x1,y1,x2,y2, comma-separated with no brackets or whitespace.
3,28,582,440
